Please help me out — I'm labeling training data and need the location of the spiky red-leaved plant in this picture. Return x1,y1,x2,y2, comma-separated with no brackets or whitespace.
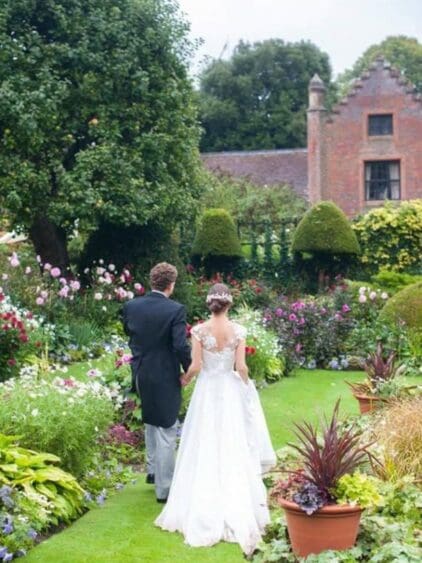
289,400,372,500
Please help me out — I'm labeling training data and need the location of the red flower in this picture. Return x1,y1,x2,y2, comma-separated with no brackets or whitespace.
245,346,257,356
186,324,192,338
7,358,16,367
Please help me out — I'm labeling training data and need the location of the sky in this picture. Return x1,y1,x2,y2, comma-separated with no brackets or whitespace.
178,0,422,78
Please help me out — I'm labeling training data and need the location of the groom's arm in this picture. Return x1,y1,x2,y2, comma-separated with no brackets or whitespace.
171,305,191,373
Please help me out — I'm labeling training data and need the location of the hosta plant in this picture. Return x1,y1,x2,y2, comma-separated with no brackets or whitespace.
275,400,373,514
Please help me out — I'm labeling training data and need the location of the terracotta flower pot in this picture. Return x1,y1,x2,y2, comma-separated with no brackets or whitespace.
279,498,363,558
353,393,388,414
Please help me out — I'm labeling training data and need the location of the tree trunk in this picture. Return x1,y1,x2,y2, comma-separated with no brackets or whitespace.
29,216,70,273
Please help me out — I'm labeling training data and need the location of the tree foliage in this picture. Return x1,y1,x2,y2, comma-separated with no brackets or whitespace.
292,202,360,290
0,0,201,267
292,202,360,255
198,39,332,152
337,36,422,95
192,208,242,274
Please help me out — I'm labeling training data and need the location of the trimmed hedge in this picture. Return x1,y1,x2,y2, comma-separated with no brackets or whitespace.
192,208,242,258
292,201,360,255
379,281,422,329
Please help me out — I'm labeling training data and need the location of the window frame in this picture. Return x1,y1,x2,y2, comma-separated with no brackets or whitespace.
364,160,401,201
368,113,393,136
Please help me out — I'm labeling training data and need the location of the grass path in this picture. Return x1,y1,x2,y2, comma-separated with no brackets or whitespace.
24,370,363,563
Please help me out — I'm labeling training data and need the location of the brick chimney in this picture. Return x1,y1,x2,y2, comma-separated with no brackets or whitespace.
307,74,327,203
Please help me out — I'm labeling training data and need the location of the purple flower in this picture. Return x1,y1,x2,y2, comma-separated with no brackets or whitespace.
288,313,297,322
115,483,124,490
341,304,351,313
27,528,38,540
2,516,13,535
4,553,13,562
334,313,343,321
275,308,283,317
0,548,8,559
96,494,105,505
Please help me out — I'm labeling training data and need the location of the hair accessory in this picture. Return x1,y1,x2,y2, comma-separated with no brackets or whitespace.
206,292,233,304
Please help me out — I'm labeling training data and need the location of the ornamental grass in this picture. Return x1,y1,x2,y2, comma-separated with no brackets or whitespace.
373,395,422,482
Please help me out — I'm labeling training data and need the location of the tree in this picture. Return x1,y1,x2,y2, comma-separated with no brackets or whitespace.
292,202,360,290
0,0,201,270
337,36,422,95
198,39,333,152
192,208,243,275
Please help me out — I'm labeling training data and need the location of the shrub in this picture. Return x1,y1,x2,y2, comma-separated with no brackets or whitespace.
379,281,422,329
371,269,422,294
0,372,117,477
234,306,285,384
265,296,354,372
353,200,422,275
192,208,243,274
292,201,360,289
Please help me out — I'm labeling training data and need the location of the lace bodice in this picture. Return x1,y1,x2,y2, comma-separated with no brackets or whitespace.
191,322,247,373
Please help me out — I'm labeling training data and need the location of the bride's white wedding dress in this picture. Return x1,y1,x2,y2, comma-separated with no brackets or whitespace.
155,322,276,555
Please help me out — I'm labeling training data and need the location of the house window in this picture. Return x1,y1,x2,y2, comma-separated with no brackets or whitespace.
368,114,393,135
365,161,400,200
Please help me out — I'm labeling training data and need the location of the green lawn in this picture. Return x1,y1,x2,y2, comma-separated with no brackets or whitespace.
24,369,364,563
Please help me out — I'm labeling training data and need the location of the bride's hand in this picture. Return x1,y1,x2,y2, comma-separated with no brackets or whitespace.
180,373,192,386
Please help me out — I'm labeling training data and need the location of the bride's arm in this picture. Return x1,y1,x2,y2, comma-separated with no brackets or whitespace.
180,336,202,386
235,339,249,384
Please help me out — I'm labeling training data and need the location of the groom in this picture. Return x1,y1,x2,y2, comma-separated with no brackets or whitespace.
122,262,191,502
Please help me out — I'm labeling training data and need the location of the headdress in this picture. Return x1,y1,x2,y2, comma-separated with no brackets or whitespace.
206,292,233,304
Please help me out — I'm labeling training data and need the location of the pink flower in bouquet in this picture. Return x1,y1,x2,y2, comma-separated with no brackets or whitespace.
36,297,45,306
59,277,67,285
275,308,283,317
358,294,367,304
40,290,49,299
288,313,298,322
43,263,52,271
342,304,351,313
50,267,61,278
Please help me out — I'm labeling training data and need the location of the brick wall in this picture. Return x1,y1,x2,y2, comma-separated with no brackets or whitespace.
319,59,422,216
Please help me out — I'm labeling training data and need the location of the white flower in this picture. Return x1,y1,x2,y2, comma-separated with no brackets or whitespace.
31,408,39,417
358,294,367,304
358,286,366,295
108,264,116,272
369,291,377,301
94,292,103,301
381,292,388,300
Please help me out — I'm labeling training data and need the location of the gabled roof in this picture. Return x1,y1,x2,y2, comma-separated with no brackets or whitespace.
201,148,308,198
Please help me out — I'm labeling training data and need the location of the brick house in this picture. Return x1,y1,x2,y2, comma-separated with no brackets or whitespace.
202,57,422,217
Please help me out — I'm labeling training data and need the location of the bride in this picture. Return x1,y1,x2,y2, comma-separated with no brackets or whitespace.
155,283,276,555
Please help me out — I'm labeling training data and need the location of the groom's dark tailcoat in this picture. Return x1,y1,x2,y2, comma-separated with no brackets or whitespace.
122,292,191,428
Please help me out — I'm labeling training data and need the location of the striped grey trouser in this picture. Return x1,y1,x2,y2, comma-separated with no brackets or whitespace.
145,422,178,500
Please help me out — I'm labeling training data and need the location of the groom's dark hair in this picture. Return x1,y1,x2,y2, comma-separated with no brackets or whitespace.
150,262,178,291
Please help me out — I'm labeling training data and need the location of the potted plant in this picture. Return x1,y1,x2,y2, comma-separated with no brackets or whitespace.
347,341,407,413
272,401,379,558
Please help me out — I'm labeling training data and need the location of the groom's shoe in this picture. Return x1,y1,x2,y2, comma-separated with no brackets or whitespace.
146,474,155,485
156,497,167,504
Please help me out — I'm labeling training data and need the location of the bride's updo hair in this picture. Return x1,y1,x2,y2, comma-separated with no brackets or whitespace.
206,283,233,314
